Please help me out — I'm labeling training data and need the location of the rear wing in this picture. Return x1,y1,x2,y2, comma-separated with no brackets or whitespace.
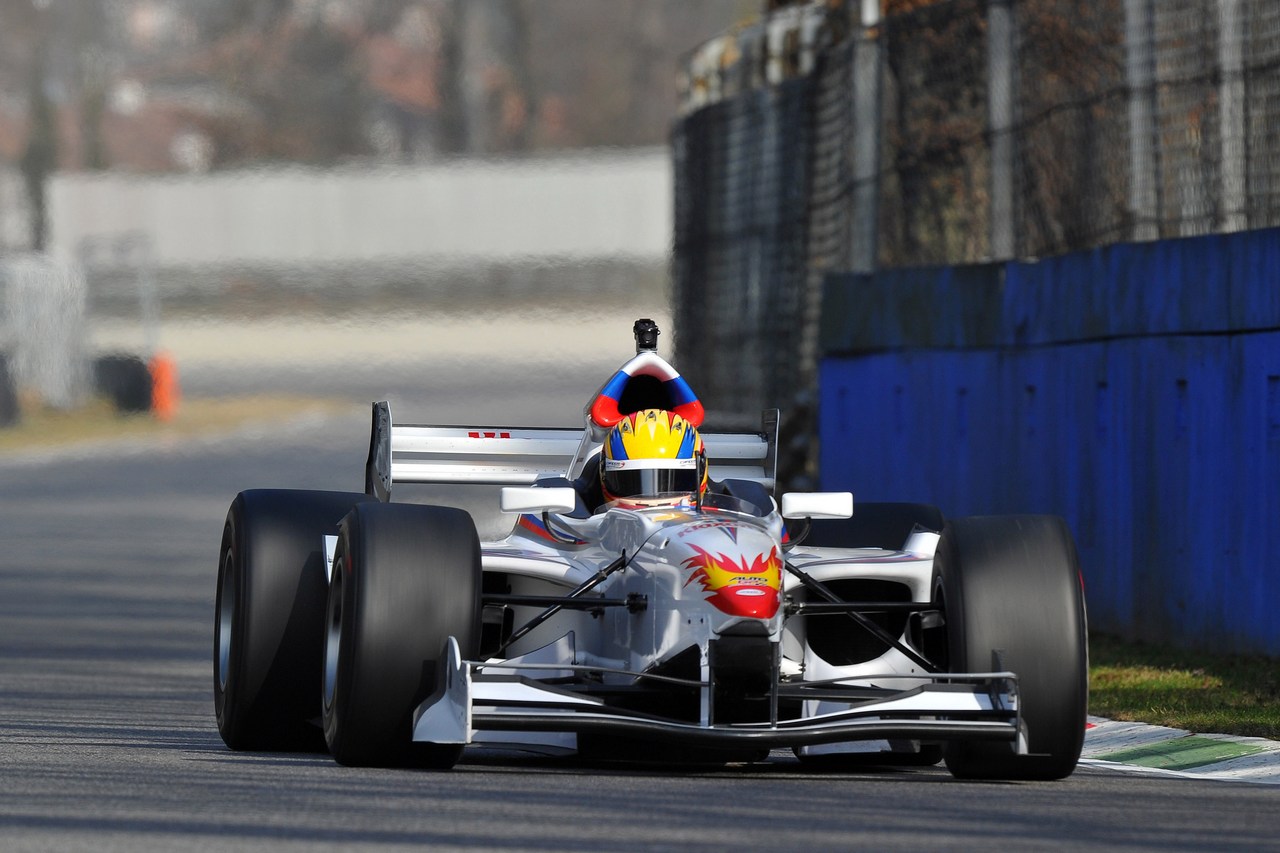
364,401,778,502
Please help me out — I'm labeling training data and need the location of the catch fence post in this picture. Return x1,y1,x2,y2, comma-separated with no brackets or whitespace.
1124,0,1159,241
1219,0,1247,233
987,0,1015,261
850,0,883,274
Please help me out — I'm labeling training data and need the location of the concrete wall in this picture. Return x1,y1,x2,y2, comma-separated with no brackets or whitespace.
818,227,1280,655
47,148,672,268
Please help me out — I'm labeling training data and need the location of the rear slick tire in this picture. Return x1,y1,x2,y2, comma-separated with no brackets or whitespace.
215,488,370,751
323,502,481,769
934,515,1088,781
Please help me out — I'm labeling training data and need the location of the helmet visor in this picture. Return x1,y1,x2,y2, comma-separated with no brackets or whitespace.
603,467,700,499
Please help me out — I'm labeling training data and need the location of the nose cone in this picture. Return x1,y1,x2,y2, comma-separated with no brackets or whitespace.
680,541,783,620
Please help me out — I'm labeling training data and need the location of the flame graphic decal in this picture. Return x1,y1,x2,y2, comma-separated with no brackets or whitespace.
681,544,782,619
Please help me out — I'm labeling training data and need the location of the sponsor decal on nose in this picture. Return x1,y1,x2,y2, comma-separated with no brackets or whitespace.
681,545,782,618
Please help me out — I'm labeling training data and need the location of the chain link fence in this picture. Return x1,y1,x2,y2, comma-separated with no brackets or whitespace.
672,0,1280,487
671,80,813,427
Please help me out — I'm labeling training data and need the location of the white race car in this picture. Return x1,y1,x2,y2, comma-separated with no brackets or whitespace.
215,319,1088,779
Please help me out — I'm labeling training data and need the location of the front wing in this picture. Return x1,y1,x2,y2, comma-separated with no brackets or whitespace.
413,638,1027,754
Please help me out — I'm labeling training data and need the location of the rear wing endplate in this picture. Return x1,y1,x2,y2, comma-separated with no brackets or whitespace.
364,402,778,502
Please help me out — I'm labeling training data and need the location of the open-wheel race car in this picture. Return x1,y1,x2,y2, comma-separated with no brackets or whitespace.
215,319,1088,780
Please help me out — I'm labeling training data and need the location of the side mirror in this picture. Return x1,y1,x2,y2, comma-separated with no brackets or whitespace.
500,486,579,515
780,492,854,520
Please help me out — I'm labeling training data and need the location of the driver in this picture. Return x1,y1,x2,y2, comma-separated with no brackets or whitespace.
600,408,708,508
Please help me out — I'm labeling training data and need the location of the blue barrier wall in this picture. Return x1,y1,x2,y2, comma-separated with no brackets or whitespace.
818,227,1280,655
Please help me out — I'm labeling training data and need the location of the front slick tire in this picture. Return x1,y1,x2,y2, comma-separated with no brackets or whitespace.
323,502,481,769
215,489,369,752
935,515,1088,781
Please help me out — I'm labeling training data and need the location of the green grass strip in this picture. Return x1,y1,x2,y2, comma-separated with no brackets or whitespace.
1095,736,1266,771
1089,633,1280,740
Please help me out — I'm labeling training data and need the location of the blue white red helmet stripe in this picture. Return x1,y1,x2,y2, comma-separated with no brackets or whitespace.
664,376,699,408
599,371,631,401
589,352,705,428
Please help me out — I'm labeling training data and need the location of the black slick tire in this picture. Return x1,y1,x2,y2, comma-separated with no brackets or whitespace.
934,515,1088,781
323,502,481,769
215,488,370,751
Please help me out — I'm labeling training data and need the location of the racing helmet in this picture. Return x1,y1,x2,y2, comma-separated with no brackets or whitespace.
600,409,707,505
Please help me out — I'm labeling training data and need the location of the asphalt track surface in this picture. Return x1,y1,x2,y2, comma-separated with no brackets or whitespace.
4,384,1280,851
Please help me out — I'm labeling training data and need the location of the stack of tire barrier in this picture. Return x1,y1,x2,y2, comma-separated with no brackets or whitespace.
0,351,180,431
93,354,153,413
93,353,180,418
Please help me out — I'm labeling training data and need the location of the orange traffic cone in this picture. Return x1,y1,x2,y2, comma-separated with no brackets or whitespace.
149,351,181,421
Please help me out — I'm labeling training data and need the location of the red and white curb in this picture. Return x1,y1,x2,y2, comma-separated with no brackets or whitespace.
1080,716,1280,784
